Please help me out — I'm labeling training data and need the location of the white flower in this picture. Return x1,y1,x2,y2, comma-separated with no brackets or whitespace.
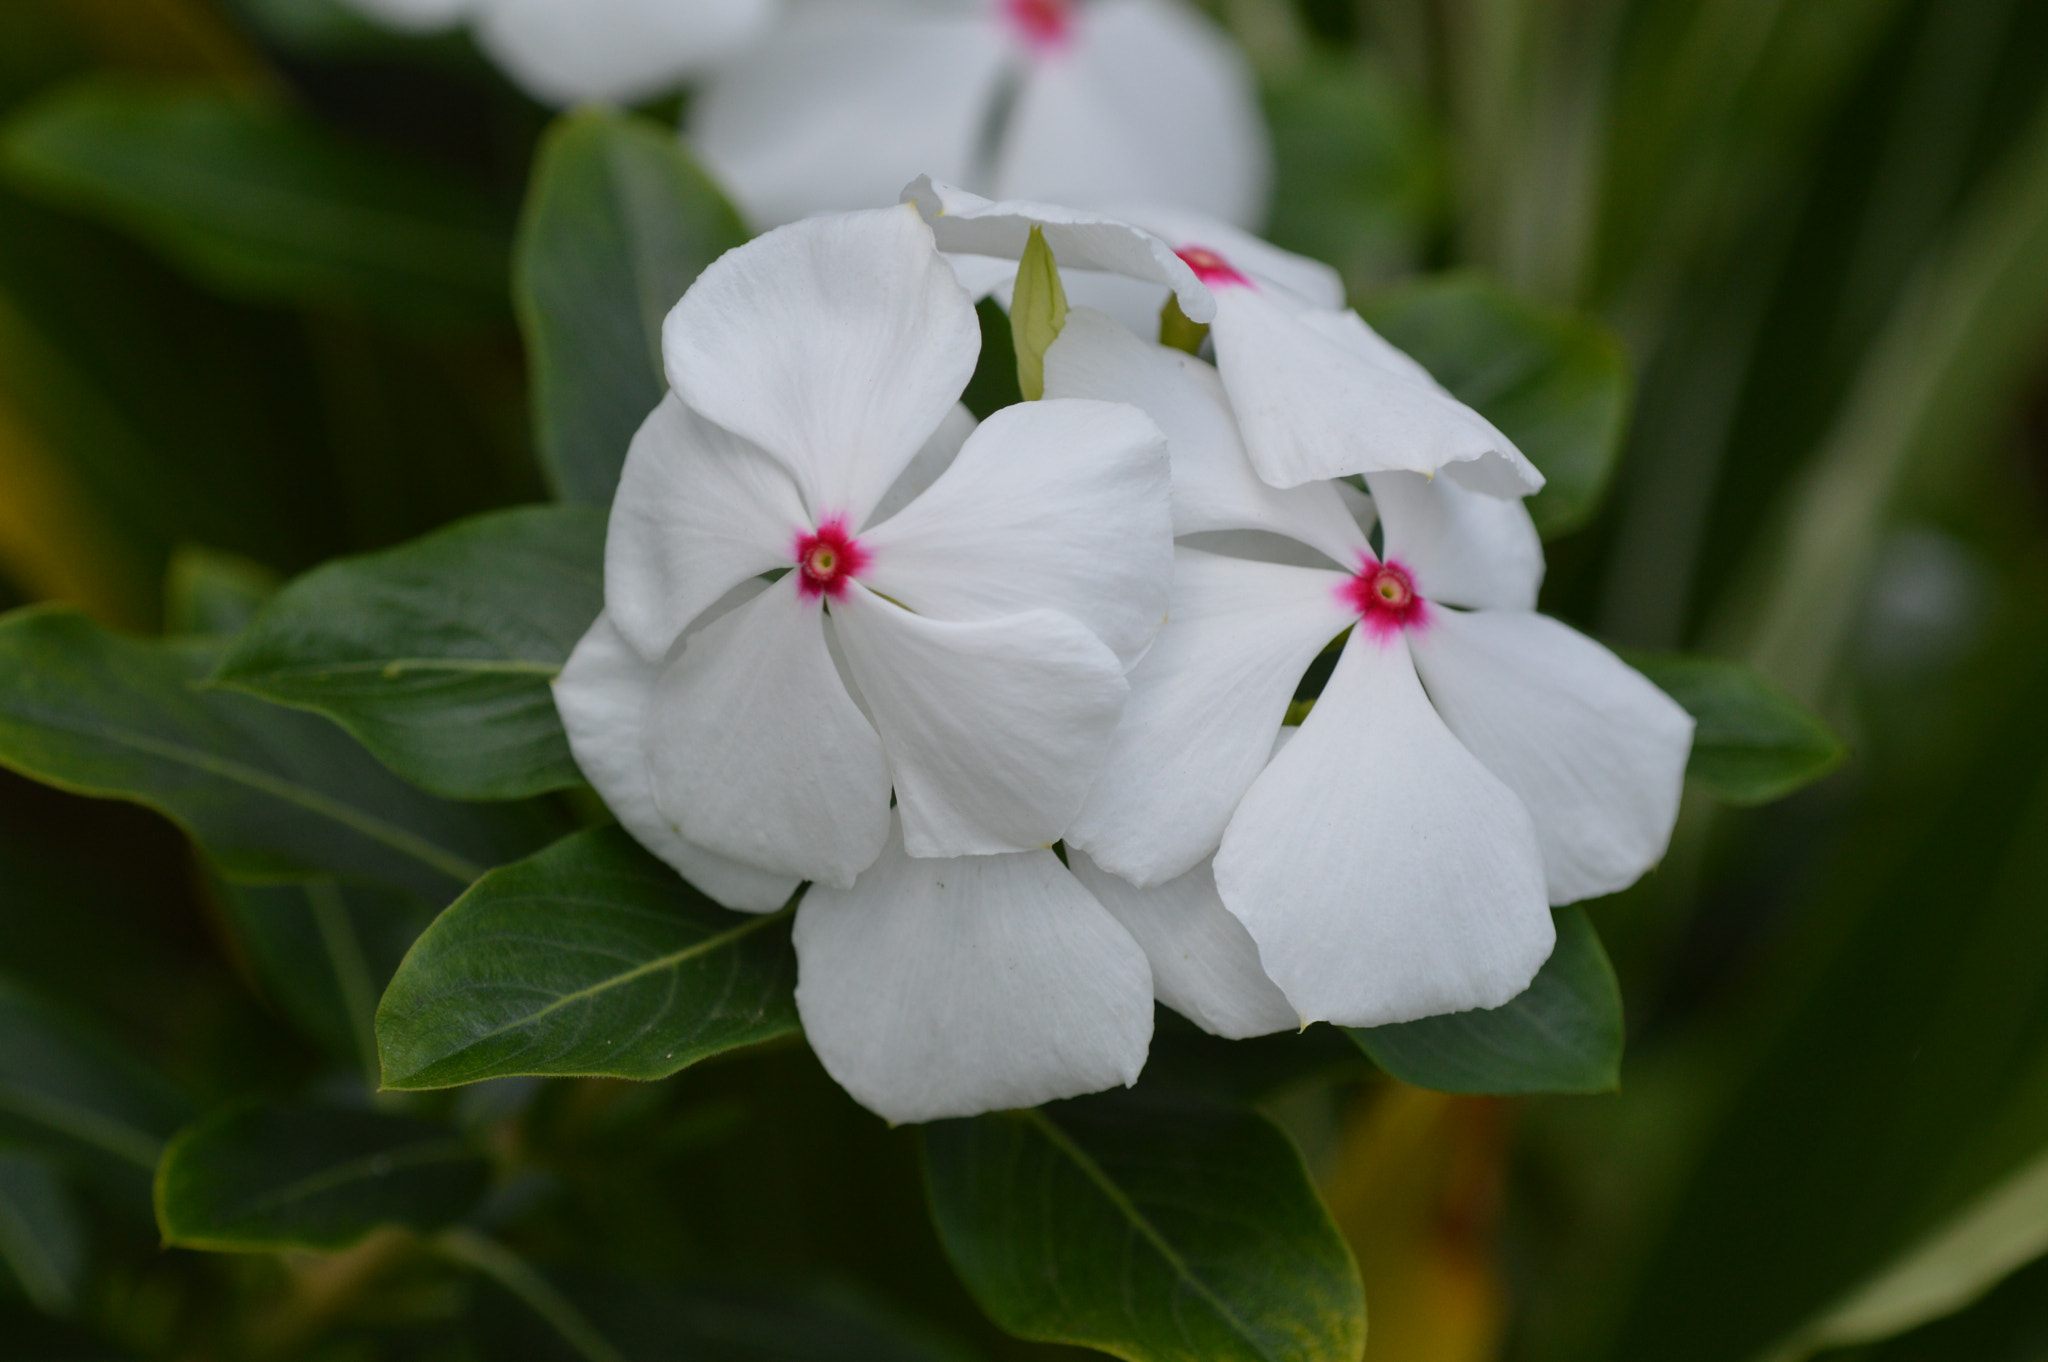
555,203,1174,897
337,0,777,105
691,0,1267,231
1043,311,1694,1028
794,816,1156,1123
906,179,1545,497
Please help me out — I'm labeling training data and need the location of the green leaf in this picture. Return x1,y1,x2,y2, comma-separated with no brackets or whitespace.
959,296,1023,419
1364,273,1630,538
0,980,188,1182
1348,907,1623,1095
514,106,748,506
1,82,512,327
154,1102,489,1253
923,1090,1366,1362
212,506,605,801
1624,650,1848,804
377,826,799,1091
0,1153,87,1317
0,607,550,901
213,875,436,1078
164,545,280,637
1010,225,1068,402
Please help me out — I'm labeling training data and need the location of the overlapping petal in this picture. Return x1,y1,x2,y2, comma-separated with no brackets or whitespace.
1043,308,1367,565
860,396,1172,668
997,0,1268,228
693,16,1010,230
832,589,1129,859
475,0,777,105
662,205,980,526
1409,609,1694,905
794,820,1153,1124
553,614,800,913
1106,203,1344,309
1214,628,1554,1026
1367,469,1544,612
1066,548,1352,886
1068,850,1296,1039
605,393,809,661
644,578,890,887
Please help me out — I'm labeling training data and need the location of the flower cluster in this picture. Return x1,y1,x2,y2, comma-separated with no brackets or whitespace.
554,190,1694,1124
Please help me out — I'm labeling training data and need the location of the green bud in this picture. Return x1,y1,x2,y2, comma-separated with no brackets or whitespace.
1010,225,1069,401
1158,294,1209,356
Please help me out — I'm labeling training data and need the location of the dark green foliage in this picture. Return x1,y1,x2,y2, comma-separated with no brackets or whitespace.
1627,651,1849,804
514,106,747,505
214,506,605,800
1350,907,1623,1095
924,1091,1366,1362
154,1103,489,1252
377,827,800,1090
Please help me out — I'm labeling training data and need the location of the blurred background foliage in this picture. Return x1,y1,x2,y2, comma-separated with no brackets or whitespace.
1,0,2046,1358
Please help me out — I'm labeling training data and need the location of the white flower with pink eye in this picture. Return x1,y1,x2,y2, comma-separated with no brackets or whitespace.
690,0,1267,232
336,0,778,105
1041,310,1694,1028
905,179,1545,498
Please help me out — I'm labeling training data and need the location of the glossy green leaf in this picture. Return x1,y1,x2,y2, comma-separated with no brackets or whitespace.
1348,907,1623,1095
212,506,605,801
515,106,748,506
1,82,512,327
0,607,549,901
923,1090,1366,1362
154,1102,489,1253
1365,273,1630,538
214,875,436,1077
0,1152,87,1317
0,980,188,1183
1625,650,1848,804
377,826,799,1091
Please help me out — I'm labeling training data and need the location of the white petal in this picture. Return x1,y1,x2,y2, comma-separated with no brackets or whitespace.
553,614,800,913
1103,204,1344,310
1066,548,1352,887
865,402,976,530
860,397,1172,669
645,577,890,887
1068,850,1296,1040
995,0,1269,230
1409,609,1694,905
1367,470,1544,612
832,588,1129,859
1043,308,1367,565
1211,291,1545,495
339,0,472,31
474,0,777,105
942,252,1018,301
605,393,809,661
662,204,980,527
902,177,1217,324
691,15,1010,229
795,821,1153,1124
1214,628,1555,1027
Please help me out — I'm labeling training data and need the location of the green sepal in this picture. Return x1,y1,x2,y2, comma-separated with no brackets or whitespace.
1010,225,1069,401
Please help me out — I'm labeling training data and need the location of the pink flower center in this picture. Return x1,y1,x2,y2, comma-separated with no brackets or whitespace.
1340,557,1428,639
1003,0,1075,50
794,517,868,601
1176,245,1251,289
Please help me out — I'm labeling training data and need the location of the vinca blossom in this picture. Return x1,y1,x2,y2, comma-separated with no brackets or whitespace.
692,0,1267,230
906,179,1544,496
1042,310,1694,1027
338,0,777,105
554,204,1178,1122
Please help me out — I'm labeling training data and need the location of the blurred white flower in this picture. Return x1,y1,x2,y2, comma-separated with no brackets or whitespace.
691,0,1268,230
339,0,778,105
795,816,1155,1123
555,203,1173,893
1044,310,1692,1028
907,179,1545,497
